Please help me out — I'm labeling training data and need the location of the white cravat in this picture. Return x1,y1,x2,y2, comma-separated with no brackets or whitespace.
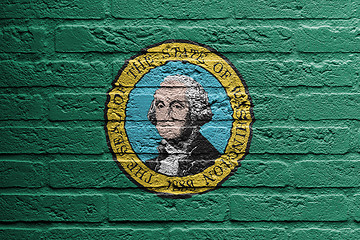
158,140,188,176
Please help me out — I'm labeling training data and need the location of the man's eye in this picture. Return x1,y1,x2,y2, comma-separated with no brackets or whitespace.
156,103,165,108
173,103,183,109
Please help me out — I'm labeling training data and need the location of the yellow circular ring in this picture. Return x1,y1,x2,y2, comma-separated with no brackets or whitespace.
105,40,254,197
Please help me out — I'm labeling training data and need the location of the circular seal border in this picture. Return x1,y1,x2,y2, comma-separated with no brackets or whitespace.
105,39,255,198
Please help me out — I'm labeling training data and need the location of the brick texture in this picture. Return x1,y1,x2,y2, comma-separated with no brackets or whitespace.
0,127,106,154
47,228,166,239
296,26,360,52
0,161,46,188
230,194,348,221
0,0,105,19
1,0,359,238
0,27,50,53
237,60,356,87
0,229,44,240
0,61,110,87
50,160,135,188
170,228,287,240
291,161,360,187
0,194,106,222
108,194,227,221
0,94,44,120
291,228,360,240
223,160,289,187
56,25,293,53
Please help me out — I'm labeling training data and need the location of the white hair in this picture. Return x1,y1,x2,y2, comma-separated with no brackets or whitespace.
148,74,213,126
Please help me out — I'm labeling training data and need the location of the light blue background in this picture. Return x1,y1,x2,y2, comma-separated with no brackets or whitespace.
125,61,232,161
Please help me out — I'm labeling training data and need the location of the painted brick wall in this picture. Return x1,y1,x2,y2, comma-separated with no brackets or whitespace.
1,0,359,239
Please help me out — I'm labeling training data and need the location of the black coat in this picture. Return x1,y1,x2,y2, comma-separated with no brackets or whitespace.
145,133,221,177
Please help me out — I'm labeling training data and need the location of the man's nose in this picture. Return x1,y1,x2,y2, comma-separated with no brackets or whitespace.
158,107,175,121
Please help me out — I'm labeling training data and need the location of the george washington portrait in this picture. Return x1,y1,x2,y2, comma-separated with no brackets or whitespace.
145,74,221,177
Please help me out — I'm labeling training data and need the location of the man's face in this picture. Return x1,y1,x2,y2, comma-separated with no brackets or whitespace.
154,80,190,140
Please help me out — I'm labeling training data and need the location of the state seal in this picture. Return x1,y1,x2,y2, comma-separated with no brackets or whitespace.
105,40,254,198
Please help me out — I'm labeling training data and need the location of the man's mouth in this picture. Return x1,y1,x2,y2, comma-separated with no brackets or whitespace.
156,121,185,127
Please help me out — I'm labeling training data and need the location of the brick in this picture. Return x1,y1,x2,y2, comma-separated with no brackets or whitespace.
223,161,288,187
252,94,292,120
0,228,43,240
294,94,360,120
0,61,110,87
122,58,355,89
291,161,360,187
296,60,356,87
0,0,105,19
112,125,351,154
237,60,297,87
119,91,245,121
354,230,360,239
35,0,105,19
297,61,356,87
0,161,45,188
118,91,283,121
237,60,355,87
177,26,294,53
119,122,233,154
108,193,227,221
112,0,232,19
170,228,287,240
296,26,360,52
49,93,106,121
355,1,360,17
291,228,360,240
354,127,360,153
0,94,44,120
48,159,294,189
252,126,351,154
55,25,293,53
47,228,166,240
0,0,34,19
230,194,348,221
126,125,353,154
353,194,360,221
0,127,106,154
111,0,354,20
234,0,352,19
110,60,254,89
55,25,173,53
0,194,106,222
0,27,50,53
50,160,135,188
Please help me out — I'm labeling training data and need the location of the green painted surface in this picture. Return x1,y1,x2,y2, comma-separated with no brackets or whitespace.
0,0,359,239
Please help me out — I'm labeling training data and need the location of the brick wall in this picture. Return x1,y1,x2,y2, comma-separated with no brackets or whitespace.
1,0,359,239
